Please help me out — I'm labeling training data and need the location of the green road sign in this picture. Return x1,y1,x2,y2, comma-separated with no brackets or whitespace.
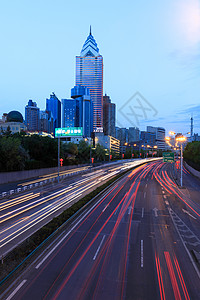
163,152,175,162
55,127,83,137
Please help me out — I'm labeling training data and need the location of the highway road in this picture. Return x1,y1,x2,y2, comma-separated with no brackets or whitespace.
0,159,140,194
0,159,152,257
3,160,200,300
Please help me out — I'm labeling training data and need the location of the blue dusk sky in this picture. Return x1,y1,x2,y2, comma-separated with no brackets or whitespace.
1,0,200,134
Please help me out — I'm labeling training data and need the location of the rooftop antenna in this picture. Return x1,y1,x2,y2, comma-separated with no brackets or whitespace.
90,25,92,35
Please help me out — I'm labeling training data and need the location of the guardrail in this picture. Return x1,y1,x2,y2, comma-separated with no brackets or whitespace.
0,158,161,199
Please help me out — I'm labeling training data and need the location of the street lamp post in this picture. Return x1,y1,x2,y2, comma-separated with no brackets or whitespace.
169,132,188,187
180,143,183,187
176,136,186,187
57,135,60,183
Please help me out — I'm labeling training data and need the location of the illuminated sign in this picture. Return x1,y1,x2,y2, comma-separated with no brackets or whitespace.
163,152,174,162
93,127,103,133
55,127,83,137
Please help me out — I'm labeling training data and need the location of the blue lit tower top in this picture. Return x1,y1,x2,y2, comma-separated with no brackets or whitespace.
76,27,103,131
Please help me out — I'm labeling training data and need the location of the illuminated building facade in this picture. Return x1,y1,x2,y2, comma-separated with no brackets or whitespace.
76,27,103,131
62,85,92,137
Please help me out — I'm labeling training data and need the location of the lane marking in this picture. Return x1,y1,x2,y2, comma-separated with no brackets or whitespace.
182,209,197,220
144,192,146,199
142,207,144,218
102,204,109,212
145,184,148,188
6,280,27,300
93,235,106,260
35,184,119,269
128,206,132,215
168,208,200,279
141,240,144,268
153,207,158,217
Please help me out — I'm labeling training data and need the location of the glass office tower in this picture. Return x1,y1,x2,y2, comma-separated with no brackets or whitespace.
46,92,61,134
62,85,92,138
76,27,103,131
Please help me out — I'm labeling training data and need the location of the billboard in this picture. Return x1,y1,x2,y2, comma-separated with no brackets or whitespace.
55,127,83,137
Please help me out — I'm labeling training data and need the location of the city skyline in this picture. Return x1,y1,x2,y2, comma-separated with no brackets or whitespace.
1,0,200,135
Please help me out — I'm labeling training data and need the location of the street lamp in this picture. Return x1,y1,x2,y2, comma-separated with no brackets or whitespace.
176,135,187,187
169,131,188,187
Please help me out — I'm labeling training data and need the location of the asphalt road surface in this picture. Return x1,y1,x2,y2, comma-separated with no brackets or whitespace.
3,160,200,300
0,159,151,256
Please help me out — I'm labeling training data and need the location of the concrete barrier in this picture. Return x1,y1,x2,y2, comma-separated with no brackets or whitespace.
184,162,200,179
0,164,88,185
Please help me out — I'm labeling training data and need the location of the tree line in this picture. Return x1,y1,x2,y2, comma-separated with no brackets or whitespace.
0,130,115,172
0,128,161,172
183,141,200,171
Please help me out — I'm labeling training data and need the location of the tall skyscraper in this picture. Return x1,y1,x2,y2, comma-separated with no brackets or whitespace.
46,92,61,134
25,100,40,131
76,27,103,131
103,94,116,137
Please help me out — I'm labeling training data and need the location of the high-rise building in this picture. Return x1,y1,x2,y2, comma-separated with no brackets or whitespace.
103,94,116,137
46,92,61,134
62,99,76,128
147,126,165,149
115,127,128,145
128,127,140,143
140,130,156,146
62,85,92,138
25,100,40,131
39,110,49,133
71,85,92,137
39,110,54,134
76,27,103,131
